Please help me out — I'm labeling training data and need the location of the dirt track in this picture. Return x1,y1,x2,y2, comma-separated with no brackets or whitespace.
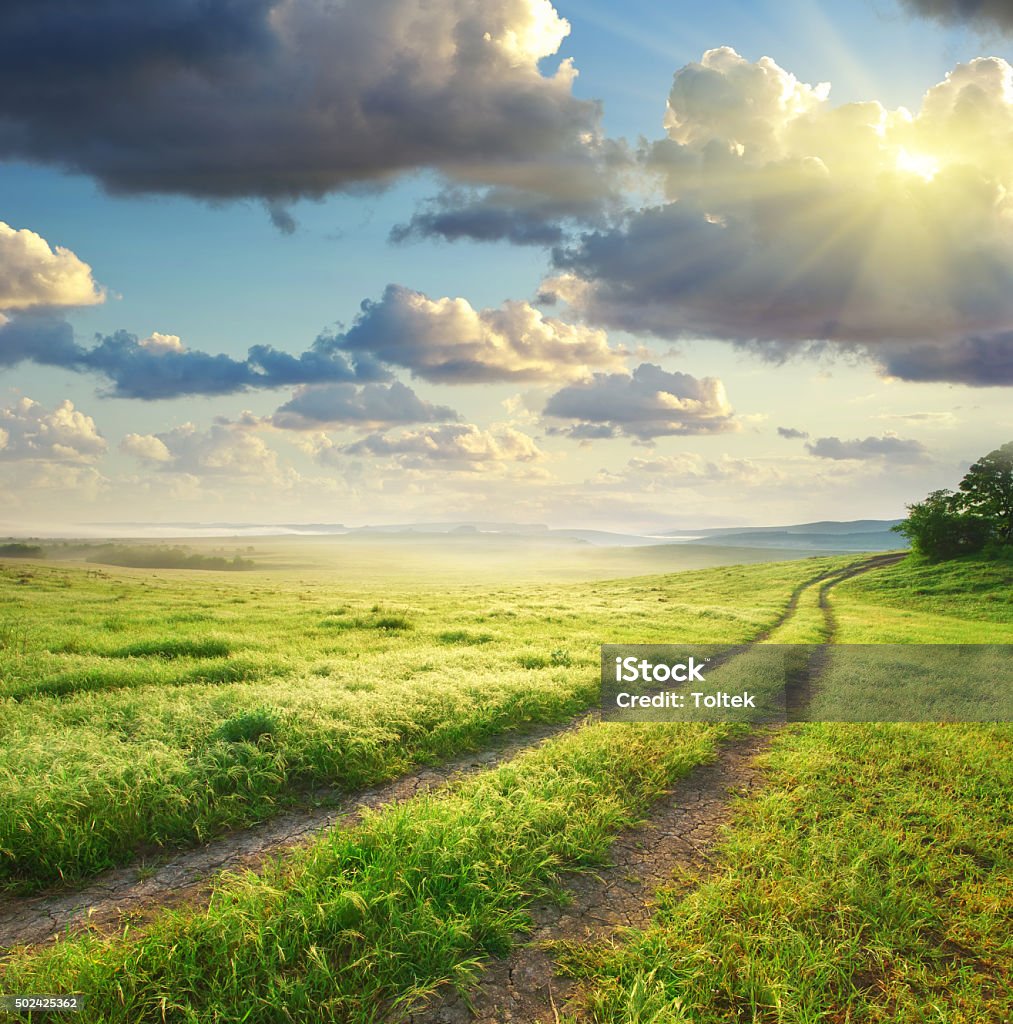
405,553,903,1023
0,554,902,959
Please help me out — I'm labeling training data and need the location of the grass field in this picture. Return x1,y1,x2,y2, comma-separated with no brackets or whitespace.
0,547,848,892
0,545,1009,1023
556,556,1013,1024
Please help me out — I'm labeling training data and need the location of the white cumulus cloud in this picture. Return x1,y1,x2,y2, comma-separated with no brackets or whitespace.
338,285,628,384
543,363,739,440
0,222,104,312
0,397,106,462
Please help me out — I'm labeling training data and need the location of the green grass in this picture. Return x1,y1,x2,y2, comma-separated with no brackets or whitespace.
0,552,1007,1023
0,721,738,1023
555,555,1013,1024
107,637,233,659
557,724,1012,1024
831,554,1013,643
0,555,853,891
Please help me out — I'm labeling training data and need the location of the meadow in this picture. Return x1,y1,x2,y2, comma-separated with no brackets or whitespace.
557,556,1013,1023
0,542,845,892
0,542,1009,1023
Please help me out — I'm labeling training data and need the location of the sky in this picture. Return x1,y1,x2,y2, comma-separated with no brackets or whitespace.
2,0,1012,534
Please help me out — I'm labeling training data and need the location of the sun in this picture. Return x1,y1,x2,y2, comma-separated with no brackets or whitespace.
895,147,940,182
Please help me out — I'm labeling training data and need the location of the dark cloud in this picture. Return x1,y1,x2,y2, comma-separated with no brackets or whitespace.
0,0,598,210
777,426,809,439
82,331,260,399
873,334,1013,386
543,363,738,441
0,314,82,368
391,190,567,247
390,137,631,246
0,317,385,400
805,435,928,461
272,382,459,430
265,201,297,235
245,338,387,389
899,0,1013,30
337,284,626,384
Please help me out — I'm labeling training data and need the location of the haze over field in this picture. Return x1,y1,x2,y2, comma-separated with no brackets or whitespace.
2,0,1011,532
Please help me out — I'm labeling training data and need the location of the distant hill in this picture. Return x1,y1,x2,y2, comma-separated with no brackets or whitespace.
674,519,904,537
75,518,908,553
677,520,907,552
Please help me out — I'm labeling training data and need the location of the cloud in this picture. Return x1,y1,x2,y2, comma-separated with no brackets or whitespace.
777,426,809,439
338,284,627,384
138,332,184,353
120,433,172,462
81,331,261,399
121,421,288,480
2,284,627,397
873,334,1013,386
272,381,459,430
804,435,928,461
876,411,958,425
0,319,387,399
593,452,785,489
547,49,1013,386
338,424,545,471
391,188,570,247
0,397,106,462
0,221,103,311
543,363,738,440
899,0,1013,30
244,338,388,389
390,138,631,245
0,313,83,369
0,0,599,216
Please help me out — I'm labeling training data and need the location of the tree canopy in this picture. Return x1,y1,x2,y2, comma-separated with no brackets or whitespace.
957,441,1013,545
894,441,1013,560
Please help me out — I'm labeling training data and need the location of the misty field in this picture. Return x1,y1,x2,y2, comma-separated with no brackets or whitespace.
0,544,1010,1022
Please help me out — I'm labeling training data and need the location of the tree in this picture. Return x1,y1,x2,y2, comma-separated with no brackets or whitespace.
956,441,1013,545
893,489,990,560
894,441,1013,560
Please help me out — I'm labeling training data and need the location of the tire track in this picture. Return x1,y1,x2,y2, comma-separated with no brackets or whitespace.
405,553,904,1024
0,556,892,954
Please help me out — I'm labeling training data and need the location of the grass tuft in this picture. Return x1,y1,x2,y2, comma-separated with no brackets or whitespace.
109,637,232,659
436,630,494,645
211,708,281,745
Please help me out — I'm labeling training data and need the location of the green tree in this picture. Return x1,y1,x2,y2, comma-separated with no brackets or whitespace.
956,441,1013,545
893,489,990,561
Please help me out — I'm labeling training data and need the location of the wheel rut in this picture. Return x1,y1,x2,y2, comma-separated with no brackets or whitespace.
0,555,901,956
0,719,585,952
404,552,904,1024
